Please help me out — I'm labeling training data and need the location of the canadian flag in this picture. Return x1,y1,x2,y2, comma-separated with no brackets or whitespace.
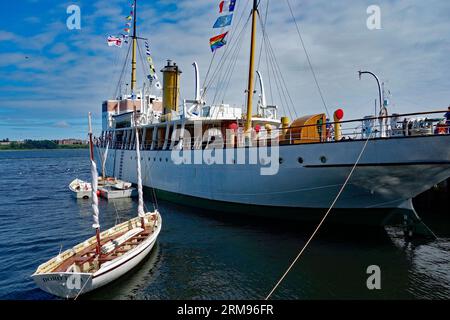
107,36,123,47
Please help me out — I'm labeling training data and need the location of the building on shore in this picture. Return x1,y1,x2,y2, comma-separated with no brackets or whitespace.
54,139,87,145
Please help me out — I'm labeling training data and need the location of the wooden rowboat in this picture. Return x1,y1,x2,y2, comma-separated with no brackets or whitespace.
32,211,161,298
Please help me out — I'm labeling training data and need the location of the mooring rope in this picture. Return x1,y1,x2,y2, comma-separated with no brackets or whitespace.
74,274,93,301
265,131,376,300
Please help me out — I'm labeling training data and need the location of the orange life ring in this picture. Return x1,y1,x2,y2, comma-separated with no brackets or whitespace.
437,124,447,134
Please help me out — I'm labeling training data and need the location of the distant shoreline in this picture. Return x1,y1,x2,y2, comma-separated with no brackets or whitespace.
0,140,89,151
0,145,88,151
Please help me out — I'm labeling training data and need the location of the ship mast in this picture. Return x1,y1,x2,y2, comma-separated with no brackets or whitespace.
244,0,259,133
131,0,137,94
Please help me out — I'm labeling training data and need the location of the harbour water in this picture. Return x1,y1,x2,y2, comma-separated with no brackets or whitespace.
0,149,449,300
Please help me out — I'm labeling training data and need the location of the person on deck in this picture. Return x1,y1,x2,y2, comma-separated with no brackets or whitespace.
445,106,450,133
326,118,332,141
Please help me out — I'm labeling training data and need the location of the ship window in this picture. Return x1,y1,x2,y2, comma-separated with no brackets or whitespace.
166,158,168,162
320,156,327,164
279,158,284,164
159,158,162,162
298,157,304,164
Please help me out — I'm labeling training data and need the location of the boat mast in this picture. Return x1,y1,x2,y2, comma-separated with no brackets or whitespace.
134,109,146,229
88,113,102,255
244,0,259,132
131,0,137,94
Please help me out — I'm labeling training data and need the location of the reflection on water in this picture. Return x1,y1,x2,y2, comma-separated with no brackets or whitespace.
387,227,450,300
0,150,449,300
83,243,161,300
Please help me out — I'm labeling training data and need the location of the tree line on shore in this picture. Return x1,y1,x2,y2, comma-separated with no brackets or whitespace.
0,140,88,150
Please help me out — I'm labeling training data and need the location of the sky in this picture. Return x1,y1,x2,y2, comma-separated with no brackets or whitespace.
0,0,449,140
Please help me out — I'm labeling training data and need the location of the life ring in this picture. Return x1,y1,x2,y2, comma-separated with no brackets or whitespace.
437,123,447,134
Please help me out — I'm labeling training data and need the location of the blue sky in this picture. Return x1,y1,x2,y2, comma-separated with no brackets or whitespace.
1,0,449,140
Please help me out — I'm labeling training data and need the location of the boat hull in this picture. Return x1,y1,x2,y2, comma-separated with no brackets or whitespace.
98,187,138,199
98,134,450,221
32,214,161,299
32,238,157,298
69,179,92,199
71,190,91,199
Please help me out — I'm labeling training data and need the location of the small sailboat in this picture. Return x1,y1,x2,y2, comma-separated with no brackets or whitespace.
69,178,92,199
97,134,137,199
32,112,161,299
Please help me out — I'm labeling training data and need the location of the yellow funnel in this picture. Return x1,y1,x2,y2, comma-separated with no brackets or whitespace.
162,60,182,115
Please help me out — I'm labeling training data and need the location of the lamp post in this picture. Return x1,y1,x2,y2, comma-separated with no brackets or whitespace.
358,70,382,116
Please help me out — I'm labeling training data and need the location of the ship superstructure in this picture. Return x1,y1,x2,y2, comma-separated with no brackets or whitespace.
96,0,450,229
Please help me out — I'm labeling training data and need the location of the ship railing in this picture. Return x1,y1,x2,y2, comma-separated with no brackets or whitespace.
103,110,449,150
275,109,449,145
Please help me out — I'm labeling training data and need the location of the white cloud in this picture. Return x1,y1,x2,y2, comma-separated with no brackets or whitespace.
53,121,71,128
1,0,450,140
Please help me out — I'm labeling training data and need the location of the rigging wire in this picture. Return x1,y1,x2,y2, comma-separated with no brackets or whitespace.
213,17,250,105
259,17,296,120
285,0,330,117
136,40,152,91
114,43,132,98
256,0,270,71
264,126,379,300
202,0,248,92
211,12,250,104
107,44,126,98
202,0,251,99
219,34,246,103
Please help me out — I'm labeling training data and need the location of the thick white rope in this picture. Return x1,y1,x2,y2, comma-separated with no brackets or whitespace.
135,126,145,217
101,141,110,178
265,133,374,300
91,159,100,229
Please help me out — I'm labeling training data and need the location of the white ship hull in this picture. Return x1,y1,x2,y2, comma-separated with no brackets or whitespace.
97,134,450,223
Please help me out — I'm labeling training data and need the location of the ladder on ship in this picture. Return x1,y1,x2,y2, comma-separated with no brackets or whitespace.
118,150,125,179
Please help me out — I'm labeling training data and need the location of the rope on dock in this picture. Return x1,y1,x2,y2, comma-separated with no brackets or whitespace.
265,132,375,300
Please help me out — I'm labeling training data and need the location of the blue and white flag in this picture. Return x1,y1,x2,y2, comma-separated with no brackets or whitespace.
219,0,236,13
213,14,233,29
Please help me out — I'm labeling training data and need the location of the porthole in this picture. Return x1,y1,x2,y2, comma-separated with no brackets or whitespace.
279,158,284,164
298,157,304,164
159,158,162,162
320,156,327,164
166,158,168,162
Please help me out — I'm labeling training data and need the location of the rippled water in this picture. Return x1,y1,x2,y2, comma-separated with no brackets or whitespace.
0,149,449,300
